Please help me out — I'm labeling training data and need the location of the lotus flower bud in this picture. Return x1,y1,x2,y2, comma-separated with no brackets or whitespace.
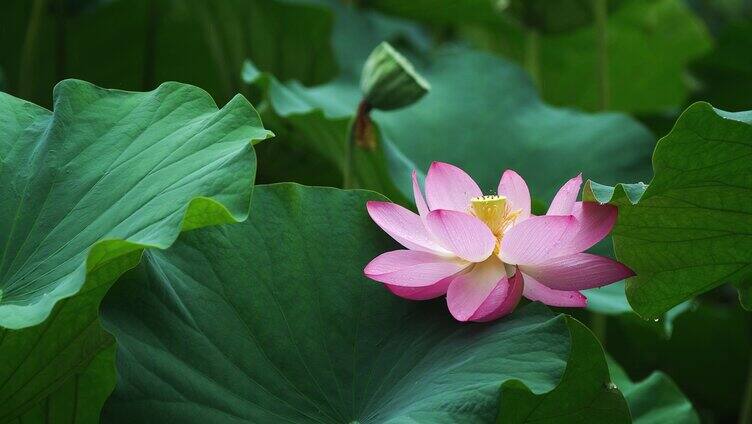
360,42,430,111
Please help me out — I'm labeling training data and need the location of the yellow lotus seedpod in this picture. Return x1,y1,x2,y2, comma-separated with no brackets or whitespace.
470,195,509,235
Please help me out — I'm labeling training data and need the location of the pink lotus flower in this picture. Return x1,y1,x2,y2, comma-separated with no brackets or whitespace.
364,162,634,322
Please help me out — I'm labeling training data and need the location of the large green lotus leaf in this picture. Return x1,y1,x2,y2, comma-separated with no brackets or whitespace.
607,302,752,422
608,359,699,424
498,317,628,423
100,184,629,423
584,102,752,317
9,345,116,423
0,0,337,107
0,79,271,329
469,0,710,113
0,80,269,420
245,28,655,204
0,250,137,423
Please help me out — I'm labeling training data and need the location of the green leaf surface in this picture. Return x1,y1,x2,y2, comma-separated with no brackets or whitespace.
100,184,629,423
10,345,116,424
585,102,752,317
0,79,271,329
0,251,136,423
470,0,711,113
608,359,699,424
498,317,629,423
607,302,750,422
583,180,648,206
580,180,689,334
0,80,269,421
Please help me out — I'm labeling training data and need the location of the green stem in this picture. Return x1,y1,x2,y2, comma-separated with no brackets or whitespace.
590,0,611,350
523,28,540,88
593,0,610,110
343,117,357,189
739,353,752,424
343,101,371,189
19,0,46,99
